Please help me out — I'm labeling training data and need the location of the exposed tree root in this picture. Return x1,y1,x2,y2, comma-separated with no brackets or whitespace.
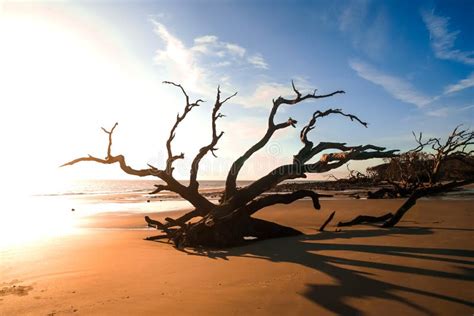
146,213,302,248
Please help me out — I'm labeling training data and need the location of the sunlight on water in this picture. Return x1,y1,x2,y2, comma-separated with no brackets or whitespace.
0,193,80,250
0,178,196,250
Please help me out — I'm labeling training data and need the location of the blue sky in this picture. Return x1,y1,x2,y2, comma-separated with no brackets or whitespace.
0,0,473,183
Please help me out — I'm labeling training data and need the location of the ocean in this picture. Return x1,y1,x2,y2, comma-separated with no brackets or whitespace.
22,179,246,217
34,179,234,197
0,179,242,249
21,178,474,216
0,179,471,249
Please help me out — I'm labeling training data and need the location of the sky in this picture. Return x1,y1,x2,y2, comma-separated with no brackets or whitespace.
0,0,473,188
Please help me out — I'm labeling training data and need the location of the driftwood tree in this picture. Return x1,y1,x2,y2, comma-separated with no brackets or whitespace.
338,126,474,228
365,152,433,198
62,81,396,248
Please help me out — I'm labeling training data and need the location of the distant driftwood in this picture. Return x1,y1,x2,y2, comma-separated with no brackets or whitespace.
339,126,474,228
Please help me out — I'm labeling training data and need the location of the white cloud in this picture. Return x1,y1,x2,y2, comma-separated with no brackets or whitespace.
150,19,314,118
191,33,262,65
194,35,218,44
215,61,231,67
151,19,304,117
151,20,271,98
152,20,211,95
349,60,433,107
248,54,269,69
444,72,474,94
225,43,246,57
421,10,474,66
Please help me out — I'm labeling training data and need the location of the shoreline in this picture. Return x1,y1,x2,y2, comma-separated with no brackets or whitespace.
52,181,474,205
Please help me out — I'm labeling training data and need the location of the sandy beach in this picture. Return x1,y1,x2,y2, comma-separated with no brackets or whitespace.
1,198,473,315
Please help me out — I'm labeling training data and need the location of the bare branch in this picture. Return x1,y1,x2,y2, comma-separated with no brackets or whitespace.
338,213,394,227
101,122,118,158
408,126,473,183
244,190,332,215
163,81,203,175
224,81,345,200
61,154,157,177
61,123,215,212
319,211,336,231
229,145,397,206
168,209,202,226
189,87,236,190
61,123,156,177
291,80,301,99
382,178,474,227
150,184,170,194
339,179,474,229
295,109,368,165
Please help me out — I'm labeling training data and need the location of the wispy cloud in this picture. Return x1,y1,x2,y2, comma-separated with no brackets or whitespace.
152,20,211,95
151,19,311,111
192,35,246,58
444,72,474,94
247,54,269,69
427,104,474,117
150,19,268,96
349,60,433,107
421,10,474,66
426,107,449,117
338,0,389,60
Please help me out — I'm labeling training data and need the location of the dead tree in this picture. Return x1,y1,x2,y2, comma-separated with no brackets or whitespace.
338,126,474,228
62,81,396,248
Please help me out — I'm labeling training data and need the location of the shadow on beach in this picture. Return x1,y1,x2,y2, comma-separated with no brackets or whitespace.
177,227,474,315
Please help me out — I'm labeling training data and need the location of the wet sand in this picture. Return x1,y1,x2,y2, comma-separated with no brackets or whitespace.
1,199,473,315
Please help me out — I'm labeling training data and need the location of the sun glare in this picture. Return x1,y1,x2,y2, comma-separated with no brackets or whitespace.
0,194,79,250
0,8,129,247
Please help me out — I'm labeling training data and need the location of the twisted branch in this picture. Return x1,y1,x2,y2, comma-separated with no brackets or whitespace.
244,190,332,215
101,122,118,158
189,86,236,190
224,81,345,200
163,81,204,175
226,145,397,209
295,109,367,164
61,123,156,177
61,123,215,211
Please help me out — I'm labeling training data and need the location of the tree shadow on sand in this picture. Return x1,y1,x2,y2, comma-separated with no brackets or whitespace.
180,227,474,315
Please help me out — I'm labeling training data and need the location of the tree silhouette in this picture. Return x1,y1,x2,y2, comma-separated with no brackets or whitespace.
339,126,474,228
62,81,396,248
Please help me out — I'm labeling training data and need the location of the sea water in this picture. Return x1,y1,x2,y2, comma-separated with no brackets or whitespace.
0,179,239,249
